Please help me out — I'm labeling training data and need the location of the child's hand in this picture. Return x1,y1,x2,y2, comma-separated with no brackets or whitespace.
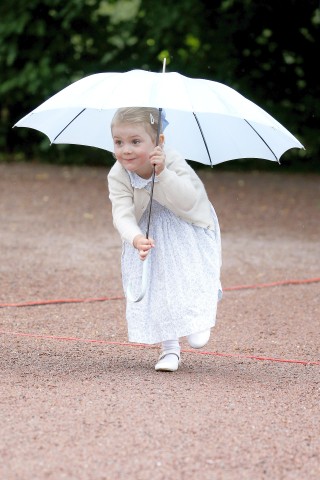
133,234,155,261
150,146,165,175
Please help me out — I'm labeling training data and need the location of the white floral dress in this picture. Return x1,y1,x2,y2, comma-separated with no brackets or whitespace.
121,171,222,345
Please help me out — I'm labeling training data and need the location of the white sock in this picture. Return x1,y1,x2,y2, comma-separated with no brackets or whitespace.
162,339,180,352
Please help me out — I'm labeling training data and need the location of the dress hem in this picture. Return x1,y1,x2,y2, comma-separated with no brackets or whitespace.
128,321,216,345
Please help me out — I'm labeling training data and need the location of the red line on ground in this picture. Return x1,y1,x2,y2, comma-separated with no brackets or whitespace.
0,277,319,308
0,295,124,308
1,330,319,366
225,277,320,291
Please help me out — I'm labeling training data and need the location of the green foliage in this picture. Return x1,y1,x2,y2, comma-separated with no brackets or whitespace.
0,0,319,170
214,0,320,169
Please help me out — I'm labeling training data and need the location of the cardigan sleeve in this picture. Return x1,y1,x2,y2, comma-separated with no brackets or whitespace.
155,149,205,213
107,165,143,245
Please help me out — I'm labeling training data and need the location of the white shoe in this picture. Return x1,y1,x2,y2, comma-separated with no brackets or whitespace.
155,349,181,372
187,329,211,349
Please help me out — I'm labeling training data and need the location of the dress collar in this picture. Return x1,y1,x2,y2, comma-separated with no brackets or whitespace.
127,171,159,189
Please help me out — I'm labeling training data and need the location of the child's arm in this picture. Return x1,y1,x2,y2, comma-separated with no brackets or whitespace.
152,148,214,230
108,166,143,245
133,234,155,261
155,149,203,211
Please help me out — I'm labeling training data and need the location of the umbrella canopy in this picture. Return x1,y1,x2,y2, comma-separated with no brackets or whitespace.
14,69,304,166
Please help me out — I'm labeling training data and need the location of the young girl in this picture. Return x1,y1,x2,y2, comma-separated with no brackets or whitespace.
108,107,222,372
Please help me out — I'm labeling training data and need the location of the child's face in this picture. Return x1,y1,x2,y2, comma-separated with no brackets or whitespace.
112,122,157,178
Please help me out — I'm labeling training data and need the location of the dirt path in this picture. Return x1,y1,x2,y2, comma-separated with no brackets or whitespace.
0,162,319,480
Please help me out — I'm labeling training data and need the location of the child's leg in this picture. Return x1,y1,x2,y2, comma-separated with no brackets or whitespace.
162,339,180,351
155,339,180,372
187,329,211,349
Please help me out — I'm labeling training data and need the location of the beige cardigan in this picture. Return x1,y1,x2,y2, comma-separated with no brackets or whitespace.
107,147,215,245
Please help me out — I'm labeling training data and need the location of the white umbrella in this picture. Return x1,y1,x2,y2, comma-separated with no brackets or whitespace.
14,69,304,166
14,68,304,302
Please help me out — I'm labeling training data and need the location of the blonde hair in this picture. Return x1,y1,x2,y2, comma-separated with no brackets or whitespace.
111,107,164,142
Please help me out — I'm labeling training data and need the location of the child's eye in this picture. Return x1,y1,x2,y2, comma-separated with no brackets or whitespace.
132,139,140,145
114,140,122,146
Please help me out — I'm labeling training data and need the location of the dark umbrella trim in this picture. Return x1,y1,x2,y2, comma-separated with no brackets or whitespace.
193,112,213,167
244,119,279,163
53,108,87,143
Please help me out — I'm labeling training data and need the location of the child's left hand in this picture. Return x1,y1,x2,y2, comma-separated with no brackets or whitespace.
133,234,155,261
150,146,165,175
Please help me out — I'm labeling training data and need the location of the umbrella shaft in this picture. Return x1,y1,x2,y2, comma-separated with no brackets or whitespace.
145,107,162,239
146,166,156,239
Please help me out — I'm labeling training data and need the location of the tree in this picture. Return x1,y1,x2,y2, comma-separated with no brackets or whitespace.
207,0,320,167
0,0,319,168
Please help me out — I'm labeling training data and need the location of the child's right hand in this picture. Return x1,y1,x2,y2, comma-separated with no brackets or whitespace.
133,234,155,261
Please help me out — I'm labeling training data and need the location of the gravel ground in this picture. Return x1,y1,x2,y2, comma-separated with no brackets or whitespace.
0,162,319,480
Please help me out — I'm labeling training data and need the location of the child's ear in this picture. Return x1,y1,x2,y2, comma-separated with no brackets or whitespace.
159,133,165,146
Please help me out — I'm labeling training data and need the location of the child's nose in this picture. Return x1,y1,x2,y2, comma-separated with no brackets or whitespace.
123,143,132,153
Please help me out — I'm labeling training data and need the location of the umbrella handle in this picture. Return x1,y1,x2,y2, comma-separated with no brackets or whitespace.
126,255,150,303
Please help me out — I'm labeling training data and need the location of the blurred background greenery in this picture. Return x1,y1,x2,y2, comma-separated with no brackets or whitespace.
0,0,319,171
